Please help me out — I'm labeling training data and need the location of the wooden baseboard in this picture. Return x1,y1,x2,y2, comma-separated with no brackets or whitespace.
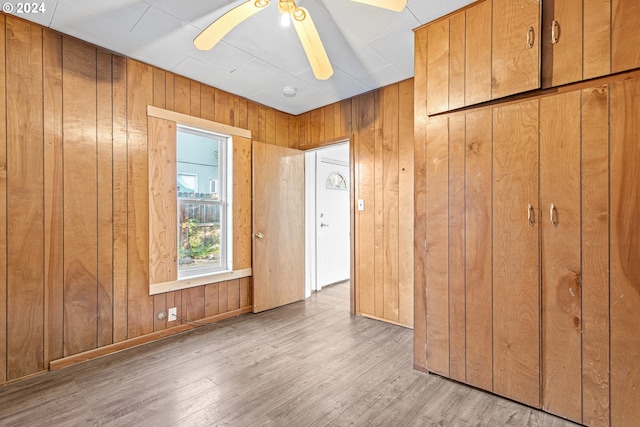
49,306,253,371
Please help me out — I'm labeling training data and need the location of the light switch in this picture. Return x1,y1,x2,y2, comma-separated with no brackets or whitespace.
357,199,365,211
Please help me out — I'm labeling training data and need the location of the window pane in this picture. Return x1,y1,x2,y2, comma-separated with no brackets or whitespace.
178,201,222,276
177,127,221,199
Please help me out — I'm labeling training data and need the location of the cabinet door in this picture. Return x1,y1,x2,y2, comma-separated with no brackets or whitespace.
541,0,583,87
610,76,640,427
425,116,449,376
491,0,541,99
583,0,611,79
426,19,449,115
492,99,540,408
540,91,582,423
612,0,640,73
465,0,492,106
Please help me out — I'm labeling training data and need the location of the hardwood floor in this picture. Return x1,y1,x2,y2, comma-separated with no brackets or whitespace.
0,282,578,426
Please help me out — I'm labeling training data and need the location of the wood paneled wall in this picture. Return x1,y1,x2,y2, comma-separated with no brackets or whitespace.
0,14,298,384
0,12,415,384
297,81,415,328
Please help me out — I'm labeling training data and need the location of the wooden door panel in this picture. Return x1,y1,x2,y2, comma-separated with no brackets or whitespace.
465,0,492,106
492,99,540,408
581,85,610,427
492,0,541,99
541,0,583,87
612,0,640,73
426,19,450,115
425,116,449,376
465,109,493,392
583,0,611,79
610,77,640,427
540,91,582,423
252,141,305,313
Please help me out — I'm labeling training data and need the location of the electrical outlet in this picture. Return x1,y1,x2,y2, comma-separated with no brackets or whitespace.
168,307,177,322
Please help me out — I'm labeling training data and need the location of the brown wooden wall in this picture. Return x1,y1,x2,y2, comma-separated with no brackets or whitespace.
297,81,415,328
0,12,415,384
0,14,299,384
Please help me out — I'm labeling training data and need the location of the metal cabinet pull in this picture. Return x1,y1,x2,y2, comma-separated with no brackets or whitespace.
254,231,264,239
528,203,535,227
551,20,559,44
527,26,535,49
550,204,558,227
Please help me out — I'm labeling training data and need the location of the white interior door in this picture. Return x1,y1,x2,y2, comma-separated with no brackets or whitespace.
316,148,350,289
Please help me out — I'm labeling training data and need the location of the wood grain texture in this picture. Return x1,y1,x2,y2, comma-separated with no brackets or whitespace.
492,99,540,408
233,136,252,270
96,49,114,348
204,283,219,318
540,91,582,423
583,0,610,79
449,11,465,110
427,19,450,115
581,85,610,427
6,16,45,380
464,108,493,392
491,0,540,99
43,29,64,365
610,76,640,427
174,75,190,115
611,0,640,73
252,142,305,313
448,115,465,382
373,91,385,319
465,0,492,106
382,85,399,323
413,27,428,370
112,55,129,343
398,79,414,328
62,37,99,357
126,59,154,338
425,116,449,377
541,0,583,87
0,14,6,384
148,117,177,285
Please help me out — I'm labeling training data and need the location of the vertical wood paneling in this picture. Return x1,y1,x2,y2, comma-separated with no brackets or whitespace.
204,283,219,317
276,111,289,147
425,116,449,376
611,0,640,73
413,27,428,370
0,14,7,383
97,50,114,347
340,100,352,136
43,29,64,364
233,136,252,269
583,0,611,80
218,282,229,314
126,59,153,338
449,12,465,110
112,55,128,343
356,93,376,316
373,91,384,319
62,37,98,357
185,287,205,321
448,115,465,382
174,75,190,115
427,19,450,115
382,85,399,322
610,77,640,427
6,17,45,379
398,79,414,328
464,108,493,391
200,85,215,121
581,85,610,427
240,277,251,307
227,279,240,311
190,81,201,117
215,89,235,126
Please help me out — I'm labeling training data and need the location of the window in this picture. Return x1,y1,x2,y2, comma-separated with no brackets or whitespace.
326,171,348,190
176,126,232,279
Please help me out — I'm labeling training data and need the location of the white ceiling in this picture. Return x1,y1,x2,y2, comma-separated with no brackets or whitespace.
17,0,475,115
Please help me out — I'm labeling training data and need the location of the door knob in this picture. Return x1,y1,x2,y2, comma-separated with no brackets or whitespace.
254,232,264,239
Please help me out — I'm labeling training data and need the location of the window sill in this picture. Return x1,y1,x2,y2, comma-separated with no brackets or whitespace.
149,267,252,295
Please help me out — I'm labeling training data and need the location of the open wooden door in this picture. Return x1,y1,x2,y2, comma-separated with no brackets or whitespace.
252,141,305,312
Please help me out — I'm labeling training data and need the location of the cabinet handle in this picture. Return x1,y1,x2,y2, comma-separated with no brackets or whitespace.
528,203,535,227
551,20,559,44
550,203,558,227
526,26,535,49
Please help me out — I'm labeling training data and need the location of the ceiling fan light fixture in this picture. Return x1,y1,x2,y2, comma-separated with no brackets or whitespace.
280,12,291,27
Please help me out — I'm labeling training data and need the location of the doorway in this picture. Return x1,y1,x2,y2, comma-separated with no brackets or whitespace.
304,142,351,298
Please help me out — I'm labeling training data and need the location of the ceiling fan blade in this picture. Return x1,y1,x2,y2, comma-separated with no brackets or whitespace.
350,0,407,12
292,7,334,80
194,0,269,50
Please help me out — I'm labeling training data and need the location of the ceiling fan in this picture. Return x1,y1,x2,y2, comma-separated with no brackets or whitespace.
194,0,407,80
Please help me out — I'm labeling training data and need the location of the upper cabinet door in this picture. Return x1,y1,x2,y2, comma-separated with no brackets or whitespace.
426,18,450,115
541,0,583,87
612,0,640,73
465,0,492,106
491,0,541,99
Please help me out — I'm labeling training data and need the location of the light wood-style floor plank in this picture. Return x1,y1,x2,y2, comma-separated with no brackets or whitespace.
0,282,578,427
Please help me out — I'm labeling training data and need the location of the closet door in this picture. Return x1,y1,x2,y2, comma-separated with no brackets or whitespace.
492,99,540,408
540,91,582,423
